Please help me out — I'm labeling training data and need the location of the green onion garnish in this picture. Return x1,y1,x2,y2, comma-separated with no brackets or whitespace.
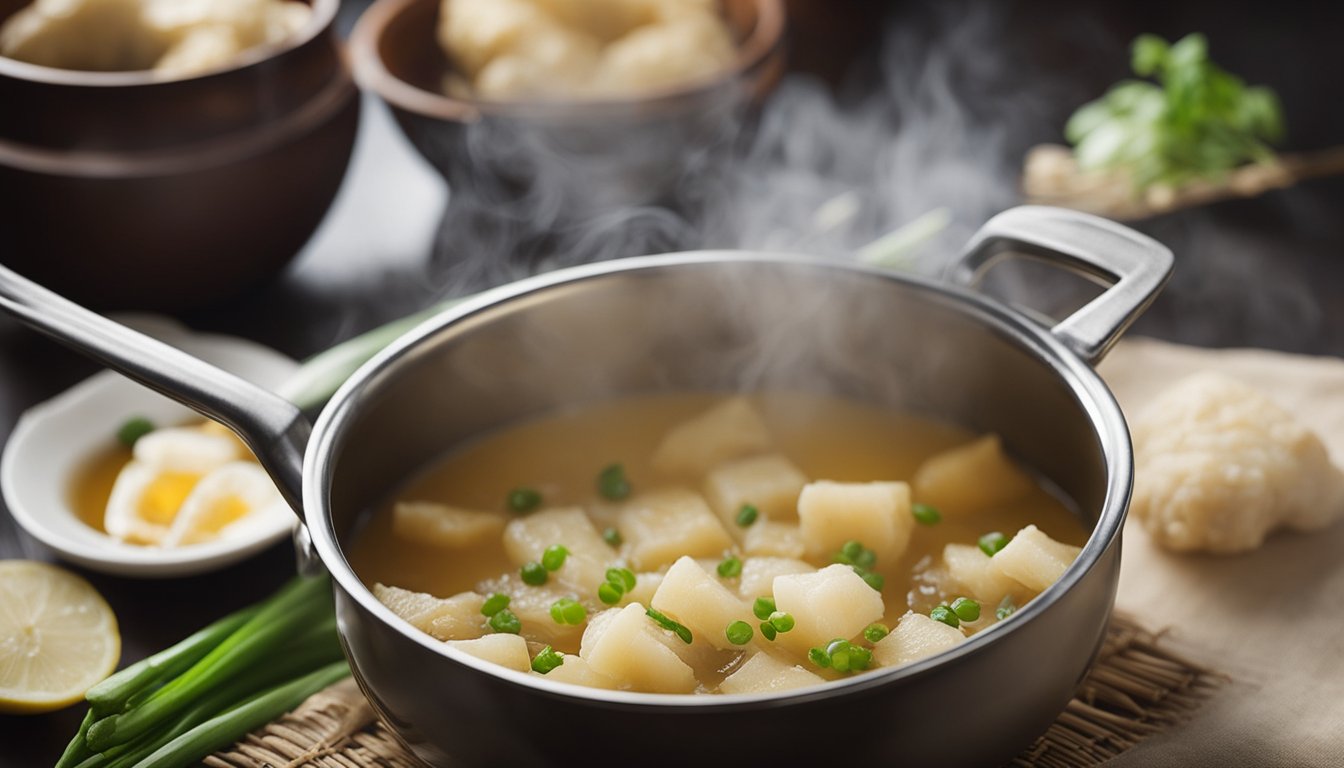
930,605,959,628
860,571,885,592
735,504,759,527
996,596,1017,621
911,503,941,525
597,463,631,500
725,620,754,645
807,647,830,669
480,593,510,617
507,487,542,513
646,608,693,644
597,583,622,605
489,608,522,634
541,545,569,572
531,646,564,674
521,562,548,586
767,611,794,633
863,623,889,644
549,598,587,626
116,417,155,448
978,531,1011,557
759,622,777,641
717,556,742,579
602,527,622,547
752,597,776,621
606,568,637,593
951,597,981,622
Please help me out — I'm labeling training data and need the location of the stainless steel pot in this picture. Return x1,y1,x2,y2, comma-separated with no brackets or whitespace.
0,206,1172,767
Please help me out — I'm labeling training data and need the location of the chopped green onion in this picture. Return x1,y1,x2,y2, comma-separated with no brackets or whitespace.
912,503,941,525
520,562,548,586
930,605,959,628
996,596,1017,621
860,571,885,592
735,504,759,527
531,646,565,674
606,567,637,593
838,540,864,563
646,608,693,644
767,611,795,633
752,597,776,621
602,527,622,547
863,623,889,644
507,487,542,513
489,608,522,634
849,646,873,671
480,593,510,617
759,622,778,641
549,598,587,626
597,583,622,605
541,545,569,572
725,621,754,645
951,597,981,622
827,639,854,672
597,463,631,500
116,417,155,448
978,531,1011,557
808,647,831,669
717,556,742,578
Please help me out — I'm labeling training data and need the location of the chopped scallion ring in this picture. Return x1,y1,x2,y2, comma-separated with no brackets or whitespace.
116,416,155,448
735,504,759,527
978,531,1011,557
549,598,587,626
597,463,632,500
717,556,742,579
759,622,777,641
767,611,794,633
646,608,693,644
951,597,981,622
930,605,959,628
602,527,622,547
480,593,510,617
531,646,564,674
506,487,542,513
489,608,522,634
520,562,548,586
863,623,889,644
911,503,941,525
725,620,754,645
541,545,569,572
752,597,776,621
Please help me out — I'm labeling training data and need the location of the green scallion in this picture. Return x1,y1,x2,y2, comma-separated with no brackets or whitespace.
606,567,637,593
597,582,622,605
951,597,981,622
752,597,776,621
930,605,959,628
531,646,565,674
759,622,778,641
735,504,759,527
863,623,889,644
717,556,742,579
480,593,510,617
978,531,1011,557
597,463,631,500
602,527,622,547
807,647,831,669
911,503,942,525
767,611,794,634
646,608,693,644
489,608,522,634
520,562,548,586
996,596,1017,621
116,417,155,448
725,621,754,645
549,598,587,626
506,487,542,513
541,545,569,572
860,571,885,592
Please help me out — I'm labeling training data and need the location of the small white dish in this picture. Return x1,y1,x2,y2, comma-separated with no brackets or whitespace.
1,315,300,577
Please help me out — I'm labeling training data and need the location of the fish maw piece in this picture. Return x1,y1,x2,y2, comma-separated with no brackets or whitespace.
372,585,486,641
704,454,808,527
618,489,733,570
988,525,1081,593
737,557,815,600
651,398,773,477
503,507,611,592
719,652,825,695
447,633,531,673
797,481,912,562
392,501,505,548
913,435,1035,515
873,612,965,668
742,521,805,559
537,654,619,689
772,565,884,655
579,603,697,693
942,544,1032,607
651,557,755,651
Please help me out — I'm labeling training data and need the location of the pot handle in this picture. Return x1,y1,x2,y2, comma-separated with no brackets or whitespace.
945,206,1173,365
0,264,310,521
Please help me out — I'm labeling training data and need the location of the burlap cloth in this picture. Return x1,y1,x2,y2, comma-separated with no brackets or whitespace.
1097,338,1344,767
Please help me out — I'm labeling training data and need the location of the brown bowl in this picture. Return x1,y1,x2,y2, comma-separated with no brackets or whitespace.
0,0,360,311
349,0,785,217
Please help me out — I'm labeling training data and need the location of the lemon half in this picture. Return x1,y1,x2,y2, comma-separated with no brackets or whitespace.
0,560,120,714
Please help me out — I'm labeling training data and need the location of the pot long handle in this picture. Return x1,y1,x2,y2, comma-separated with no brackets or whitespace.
0,264,310,520
945,206,1173,365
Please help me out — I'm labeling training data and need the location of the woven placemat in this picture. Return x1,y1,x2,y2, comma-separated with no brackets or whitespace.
205,613,1219,768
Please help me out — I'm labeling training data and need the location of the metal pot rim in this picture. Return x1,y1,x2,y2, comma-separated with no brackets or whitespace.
304,249,1134,708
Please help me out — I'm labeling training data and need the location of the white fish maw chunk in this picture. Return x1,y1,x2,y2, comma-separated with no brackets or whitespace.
797,481,913,562
772,565,885,654
719,652,825,695
942,544,1031,607
650,398,773,476
392,501,505,548
704,454,808,526
913,435,1035,515
579,603,697,693
447,633,531,673
503,507,611,592
742,521,805,559
737,557,815,600
651,557,755,651
372,584,486,641
873,612,965,668
989,525,1082,593
537,654,619,689
618,489,733,570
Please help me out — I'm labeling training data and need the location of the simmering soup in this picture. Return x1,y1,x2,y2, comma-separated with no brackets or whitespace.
349,393,1087,695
